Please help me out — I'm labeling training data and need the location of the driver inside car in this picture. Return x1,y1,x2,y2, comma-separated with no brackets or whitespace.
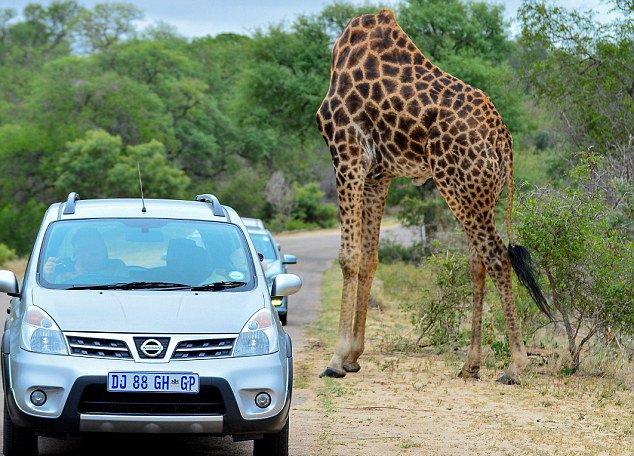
43,228,128,284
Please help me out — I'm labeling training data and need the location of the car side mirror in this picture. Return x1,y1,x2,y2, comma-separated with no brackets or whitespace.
0,270,19,297
271,274,301,297
276,243,281,252
282,254,297,265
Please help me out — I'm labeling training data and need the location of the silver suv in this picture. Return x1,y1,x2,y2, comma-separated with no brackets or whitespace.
0,193,301,456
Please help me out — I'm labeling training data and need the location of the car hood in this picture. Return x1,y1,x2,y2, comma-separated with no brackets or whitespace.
31,287,266,334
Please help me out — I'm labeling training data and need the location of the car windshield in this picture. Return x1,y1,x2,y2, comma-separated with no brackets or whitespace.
248,232,278,262
38,218,254,290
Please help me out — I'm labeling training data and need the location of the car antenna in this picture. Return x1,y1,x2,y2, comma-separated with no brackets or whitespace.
137,162,147,213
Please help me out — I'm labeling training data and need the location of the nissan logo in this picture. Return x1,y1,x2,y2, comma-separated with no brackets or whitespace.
140,339,164,357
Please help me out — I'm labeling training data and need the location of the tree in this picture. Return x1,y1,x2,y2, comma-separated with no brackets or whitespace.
399,0,510,62
519,0,634,180
56,129,189,199
77,2,142,51
515,158,634,372
265,171,293,222
290,182,337,227
29,57,174,148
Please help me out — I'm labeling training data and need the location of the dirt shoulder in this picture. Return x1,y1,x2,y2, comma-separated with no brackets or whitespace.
291,263,634,456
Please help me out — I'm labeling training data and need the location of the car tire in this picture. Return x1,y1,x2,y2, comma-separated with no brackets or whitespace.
253,418,289,456
280,312,287,326
3,403,37,456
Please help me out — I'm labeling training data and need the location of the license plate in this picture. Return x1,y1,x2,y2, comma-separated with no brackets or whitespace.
107,372,199,393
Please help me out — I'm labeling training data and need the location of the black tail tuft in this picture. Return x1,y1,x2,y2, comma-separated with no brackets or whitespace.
507,244,553,321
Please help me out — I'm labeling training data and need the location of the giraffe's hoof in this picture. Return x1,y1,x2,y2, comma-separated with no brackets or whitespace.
343,362,361,373
457,368,480,379
497,372,520,385
319,367,346,378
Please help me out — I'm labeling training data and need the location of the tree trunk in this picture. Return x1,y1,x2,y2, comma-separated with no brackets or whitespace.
545,268,579,372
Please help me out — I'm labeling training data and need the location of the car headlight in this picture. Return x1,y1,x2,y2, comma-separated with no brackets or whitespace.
21,306,68,355
233,308,278,357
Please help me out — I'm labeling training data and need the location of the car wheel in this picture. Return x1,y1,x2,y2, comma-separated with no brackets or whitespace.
280,312,287,326
253,418,289,456
3,402,37,456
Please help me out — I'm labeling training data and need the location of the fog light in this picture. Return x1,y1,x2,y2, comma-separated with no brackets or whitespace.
255,392,271,409
30,389,47,406
271,298,283,307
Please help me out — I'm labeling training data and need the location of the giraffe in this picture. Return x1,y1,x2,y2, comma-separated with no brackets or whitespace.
315,9,550,384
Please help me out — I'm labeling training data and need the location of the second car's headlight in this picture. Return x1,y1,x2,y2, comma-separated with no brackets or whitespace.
20,305,68,355
233,308,279,357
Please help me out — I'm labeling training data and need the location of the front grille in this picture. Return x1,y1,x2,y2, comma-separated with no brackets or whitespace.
78,384,225,415
134,337,170,359
171,338,236,360
67,336,132,359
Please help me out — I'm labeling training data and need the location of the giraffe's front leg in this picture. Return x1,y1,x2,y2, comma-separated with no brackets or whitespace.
320,247,361,378
320,161,365,379
459,246,486,379
343,178,391,373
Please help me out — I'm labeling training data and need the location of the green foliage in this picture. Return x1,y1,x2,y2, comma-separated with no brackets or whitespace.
387,178,457,247
77,2,142,51
518,0,633,178
515,159,634,371
290,183,338,228
399,0,510,62
400,251,471,346
378,239,426,265
0,201,47,255
214,164,268,219
56,129,189,199
0,243,17,266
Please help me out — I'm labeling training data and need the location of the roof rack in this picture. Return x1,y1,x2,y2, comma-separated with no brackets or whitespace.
194,194,225,218
62,192,80,215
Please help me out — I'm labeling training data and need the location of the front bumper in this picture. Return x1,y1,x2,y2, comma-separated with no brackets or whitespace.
4,348,291,437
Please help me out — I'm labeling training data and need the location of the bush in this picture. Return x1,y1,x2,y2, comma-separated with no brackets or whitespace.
515,158,634,372
378,239,427,265
0,243,16,266
215,164,268,218
285,218,320,231
290,182,337,228
401,250,471,346
387,178,457,246
57,130,190,200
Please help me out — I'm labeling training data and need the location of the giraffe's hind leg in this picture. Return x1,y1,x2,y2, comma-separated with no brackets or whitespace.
465,219,529,384
458,244,486,379
433,155,528,383
343,177,391,373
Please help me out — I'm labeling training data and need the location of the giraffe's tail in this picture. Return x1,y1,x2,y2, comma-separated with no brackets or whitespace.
501,137,553,321
502,139,515,246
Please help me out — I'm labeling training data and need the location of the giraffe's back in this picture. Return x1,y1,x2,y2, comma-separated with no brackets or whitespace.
316,9,511,194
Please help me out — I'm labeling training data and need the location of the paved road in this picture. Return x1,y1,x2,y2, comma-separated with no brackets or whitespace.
0,225,413,455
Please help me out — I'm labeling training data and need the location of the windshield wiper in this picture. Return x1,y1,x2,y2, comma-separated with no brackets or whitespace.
190,281,247,291
67,281,191,290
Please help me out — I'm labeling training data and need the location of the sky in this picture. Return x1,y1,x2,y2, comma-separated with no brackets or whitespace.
0,0,616,38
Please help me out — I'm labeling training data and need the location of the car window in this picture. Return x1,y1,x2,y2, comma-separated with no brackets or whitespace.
38,218,255,289
248,232,278,261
